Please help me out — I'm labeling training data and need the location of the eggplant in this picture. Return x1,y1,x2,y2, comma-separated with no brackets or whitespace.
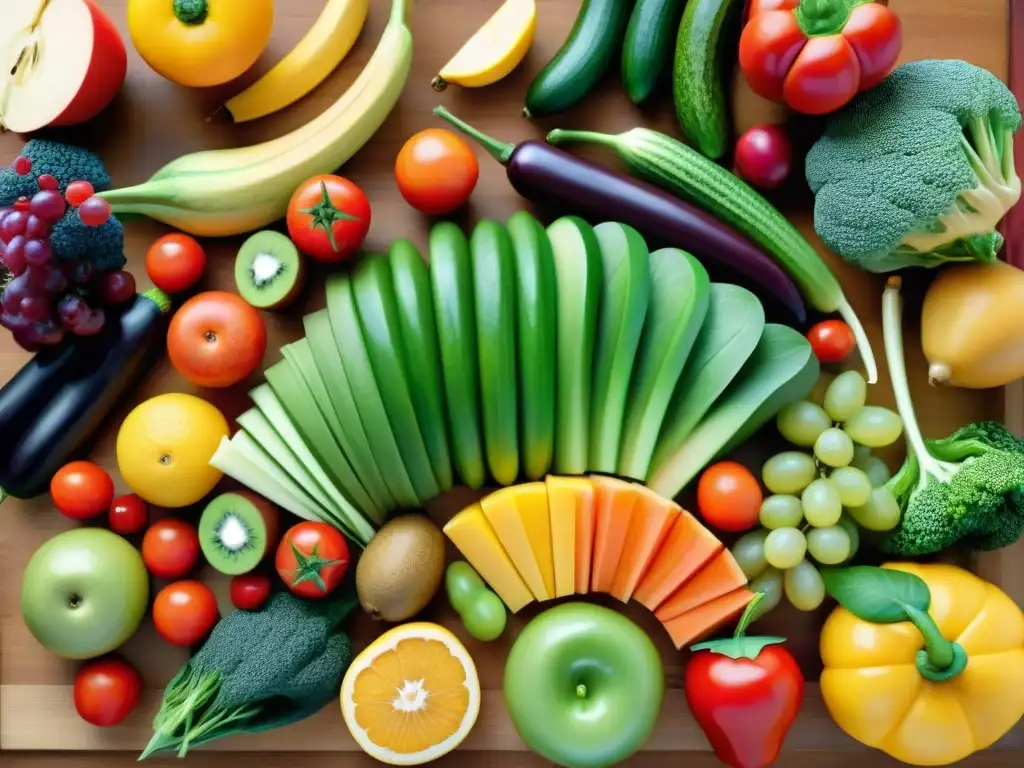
0,289,171,502
434,107,806,323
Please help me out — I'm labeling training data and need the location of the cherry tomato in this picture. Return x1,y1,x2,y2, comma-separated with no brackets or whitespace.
230,574,272,611
142,519,201,579
145,233,207,294
275,522,350,599
65,180,96,208
734,125,793,190
74,658,143,727
807,319,856,364
697,461,763,533
51,461,115,520
286,175,370,263
12,156,32,175
153,580,219,647
395,129,479,216
36,174,58,191
109,494,149,535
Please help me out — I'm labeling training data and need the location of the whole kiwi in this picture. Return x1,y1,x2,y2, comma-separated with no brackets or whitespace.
356,513,446,622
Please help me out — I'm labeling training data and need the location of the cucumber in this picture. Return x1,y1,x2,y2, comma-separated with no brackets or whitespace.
524,0,633,118
622,0,689,105
351,254,440,503
589,222,652,473
388,239,454,493
471,221,520,487
547,216,603,475
507,211,557,481
618,248,710,481
326,273,421,508
673,0,742,159
430,222,487,489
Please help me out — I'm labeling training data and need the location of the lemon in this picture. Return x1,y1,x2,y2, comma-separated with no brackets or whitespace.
117,393,230,508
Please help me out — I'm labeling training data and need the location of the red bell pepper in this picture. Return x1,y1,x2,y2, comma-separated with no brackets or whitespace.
739,0,902,115
684,593,804,768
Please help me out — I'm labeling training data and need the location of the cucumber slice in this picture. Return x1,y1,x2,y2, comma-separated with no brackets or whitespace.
389,240,454,492
304,309,395,515
618,248,710,481
429,222,487,489
327,272,420,507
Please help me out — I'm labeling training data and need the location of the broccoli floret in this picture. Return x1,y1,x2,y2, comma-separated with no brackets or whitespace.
805,59,1022,273
0,140,110,204
50,212,126,272
873,277,1024,556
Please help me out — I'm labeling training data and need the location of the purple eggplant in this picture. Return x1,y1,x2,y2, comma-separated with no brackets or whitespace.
434,107,806,323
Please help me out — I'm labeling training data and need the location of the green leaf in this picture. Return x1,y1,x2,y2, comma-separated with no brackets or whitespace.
821,566,931,623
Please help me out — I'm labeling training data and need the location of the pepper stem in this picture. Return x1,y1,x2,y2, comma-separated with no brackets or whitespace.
902,603,968,682
433,107,515,165
173,0,209,25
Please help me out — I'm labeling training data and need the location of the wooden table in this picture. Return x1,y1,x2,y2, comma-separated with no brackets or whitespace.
1,0,1021,766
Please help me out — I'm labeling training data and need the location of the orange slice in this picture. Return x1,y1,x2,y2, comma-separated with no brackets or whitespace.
341,623,481,765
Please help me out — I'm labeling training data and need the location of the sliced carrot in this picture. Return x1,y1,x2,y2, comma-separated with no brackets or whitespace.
654,549,749,623
609,485,680,603
574,478,597,594
632,509,723,612
661,588,756,650
589,476,641,594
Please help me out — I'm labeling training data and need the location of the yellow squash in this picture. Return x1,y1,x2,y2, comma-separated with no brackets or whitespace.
921,259,1024,388
128,0,274,88
820,563,1024,766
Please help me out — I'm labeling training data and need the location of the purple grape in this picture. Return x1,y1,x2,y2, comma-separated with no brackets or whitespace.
1,274,27,312
12,327,41,352
97,270,136,305
19,294,52,322
29,190,67,224
23,238,52,267
72,262,93,285
25,265,56,292
73,307,105,337
1,210,28,241
24,214,50,240
3,236,27,275
0,207,12,232
0,312,19,331
44,269,67,294
35,319,65,346
57,294,87,329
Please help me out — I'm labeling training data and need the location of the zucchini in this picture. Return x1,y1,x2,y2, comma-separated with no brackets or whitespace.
673,0,741,159
622,0,689,105
524,0,632,118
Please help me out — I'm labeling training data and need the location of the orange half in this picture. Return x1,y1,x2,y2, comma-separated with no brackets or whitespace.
340,623,481,765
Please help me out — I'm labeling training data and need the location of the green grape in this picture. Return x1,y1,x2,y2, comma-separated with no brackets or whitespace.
731,529,770,580
776,401,831,447
806,525,852,565
814,427,855,468
853,455,892,487
759,494,804,529
847,486,901,531
747,568,784,622
823,370,867,422
762,452,817,494
801,478,842,527
836,513,861,562
853,444,872,463
763,527,807,569
784,559,826,611
843,406,904,448
830,466,872,507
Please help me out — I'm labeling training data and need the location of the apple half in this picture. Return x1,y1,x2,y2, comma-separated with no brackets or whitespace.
0,0,127,133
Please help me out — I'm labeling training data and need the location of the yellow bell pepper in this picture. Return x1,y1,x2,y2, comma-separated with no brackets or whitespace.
128,0,274,88
820,562,1024,766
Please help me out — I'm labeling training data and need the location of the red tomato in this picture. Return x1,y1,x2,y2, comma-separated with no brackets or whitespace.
230,574,272,611
806,319,856,364
142,519,201,579
734,125,793,190
74,658,143,727
109,494,149,535
145,233,207,294
167,291,267,388
395,129,479,216
286,175,370,263
782,36,860,116
51,461,115,520
275,522,350,599
697,461,763,533
153,580,219,647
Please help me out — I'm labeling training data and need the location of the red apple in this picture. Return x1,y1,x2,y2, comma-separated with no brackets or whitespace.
0,0,127,133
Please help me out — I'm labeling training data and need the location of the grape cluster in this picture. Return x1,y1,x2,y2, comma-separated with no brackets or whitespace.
731,370,904,614
0,156,130,351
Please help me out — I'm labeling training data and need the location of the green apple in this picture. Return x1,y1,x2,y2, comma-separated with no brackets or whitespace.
21,528,149,660
503,602,664,768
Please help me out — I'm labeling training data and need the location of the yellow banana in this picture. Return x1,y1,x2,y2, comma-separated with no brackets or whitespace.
99,0,412,237
223,0,370,123
431,0,536,91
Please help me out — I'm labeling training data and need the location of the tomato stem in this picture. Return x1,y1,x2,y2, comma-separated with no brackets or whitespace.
733,591,764,639
298,181,360,253
794,0,863,37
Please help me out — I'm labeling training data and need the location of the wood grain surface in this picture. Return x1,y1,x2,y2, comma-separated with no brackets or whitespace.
1,0,1021,765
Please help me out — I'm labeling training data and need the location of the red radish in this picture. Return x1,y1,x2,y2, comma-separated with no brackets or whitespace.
0,0,127,133
734,125,793,191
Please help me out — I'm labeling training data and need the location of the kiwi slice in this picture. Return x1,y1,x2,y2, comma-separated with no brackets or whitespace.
199,491,281,575
235,230,305,310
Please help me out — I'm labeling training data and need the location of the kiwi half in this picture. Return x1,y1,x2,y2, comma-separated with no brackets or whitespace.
199,491,281,575
235,230,305,310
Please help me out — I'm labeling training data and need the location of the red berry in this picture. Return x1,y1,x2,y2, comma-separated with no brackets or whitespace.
13,197,29,212
230,574,272,611
109,494,149,535
79,197,112,227
12,156,32,176
66,181,95,208
37,174,58,191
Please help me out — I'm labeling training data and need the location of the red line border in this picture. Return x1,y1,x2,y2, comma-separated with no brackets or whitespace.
1006,0,1024,266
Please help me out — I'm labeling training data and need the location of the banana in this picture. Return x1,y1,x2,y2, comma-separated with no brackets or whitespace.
431,0,536,91
98,0,412,237
224,0,370,123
